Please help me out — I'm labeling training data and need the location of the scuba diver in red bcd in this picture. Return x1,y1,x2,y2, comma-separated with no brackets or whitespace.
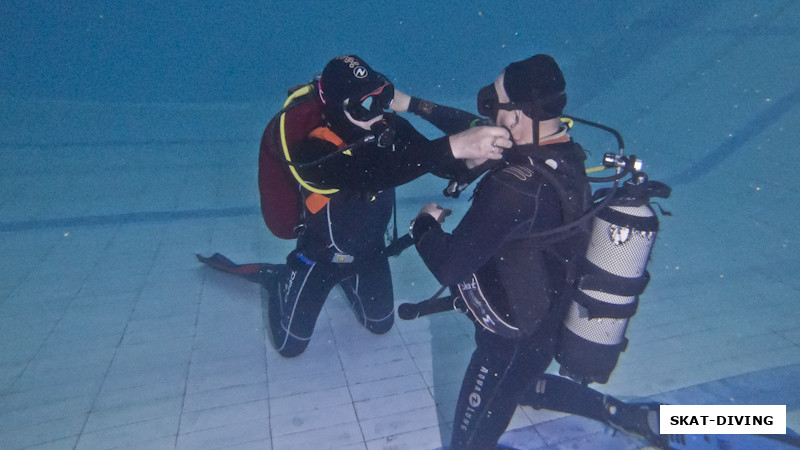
198,55,511,358
400,54,680,449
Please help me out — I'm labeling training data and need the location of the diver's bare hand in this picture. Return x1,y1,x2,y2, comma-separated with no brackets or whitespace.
418,203,452,224
449,126,511,161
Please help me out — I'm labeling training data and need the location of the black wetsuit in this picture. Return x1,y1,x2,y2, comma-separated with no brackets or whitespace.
412,136,598,448
268,107,472,358
264,98,666,446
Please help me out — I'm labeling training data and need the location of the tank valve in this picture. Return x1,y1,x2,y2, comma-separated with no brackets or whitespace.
603,153,643,173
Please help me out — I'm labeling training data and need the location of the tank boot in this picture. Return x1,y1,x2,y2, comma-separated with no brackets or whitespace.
602,396,680,449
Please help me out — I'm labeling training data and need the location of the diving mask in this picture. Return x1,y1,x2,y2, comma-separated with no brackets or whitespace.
345,77,395,122
477,83,522,119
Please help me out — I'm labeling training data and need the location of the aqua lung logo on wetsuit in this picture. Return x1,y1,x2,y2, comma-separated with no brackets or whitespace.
469,392,480,408
460,366,489,431
339,56,368,79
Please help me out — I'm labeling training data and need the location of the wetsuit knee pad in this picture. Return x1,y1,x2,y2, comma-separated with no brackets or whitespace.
275,337,310,358
268,306,311,357
365,312,394,334
265,269,314,358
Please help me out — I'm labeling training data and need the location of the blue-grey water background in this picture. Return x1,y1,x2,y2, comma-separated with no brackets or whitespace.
2,1,799,449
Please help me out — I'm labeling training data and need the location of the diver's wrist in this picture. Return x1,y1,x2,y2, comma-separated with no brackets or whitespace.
409,214,438,243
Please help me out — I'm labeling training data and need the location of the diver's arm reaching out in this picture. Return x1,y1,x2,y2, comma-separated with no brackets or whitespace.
392,89,511,163
392,89,484,135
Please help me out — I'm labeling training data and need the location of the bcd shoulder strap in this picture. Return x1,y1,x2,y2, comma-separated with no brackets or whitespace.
308,127,346,149
300,127,347,214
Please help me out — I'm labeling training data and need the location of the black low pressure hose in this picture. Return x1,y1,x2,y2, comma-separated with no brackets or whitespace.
278,133,375,169
563,115,624,157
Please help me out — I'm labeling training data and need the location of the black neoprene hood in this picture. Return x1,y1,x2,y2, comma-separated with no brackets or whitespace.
503,54,567,120
318,55,390,140
319,55,387,109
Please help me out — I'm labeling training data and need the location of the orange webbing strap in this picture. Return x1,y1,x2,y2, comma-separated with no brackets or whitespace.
305,192,330,214
308,127,346,149
302,127,347,213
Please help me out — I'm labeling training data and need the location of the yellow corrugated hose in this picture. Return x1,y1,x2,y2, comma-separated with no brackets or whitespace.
279,85,339,195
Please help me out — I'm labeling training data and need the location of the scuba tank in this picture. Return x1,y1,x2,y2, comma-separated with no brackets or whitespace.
556,170,671,385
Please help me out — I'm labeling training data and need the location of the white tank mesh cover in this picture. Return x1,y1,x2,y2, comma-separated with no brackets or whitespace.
585,206,655,278
563,302,628,345
607,205,653,217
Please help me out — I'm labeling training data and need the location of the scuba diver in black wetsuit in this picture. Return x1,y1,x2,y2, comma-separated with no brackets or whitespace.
260,55,512,358
406,55,669,449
